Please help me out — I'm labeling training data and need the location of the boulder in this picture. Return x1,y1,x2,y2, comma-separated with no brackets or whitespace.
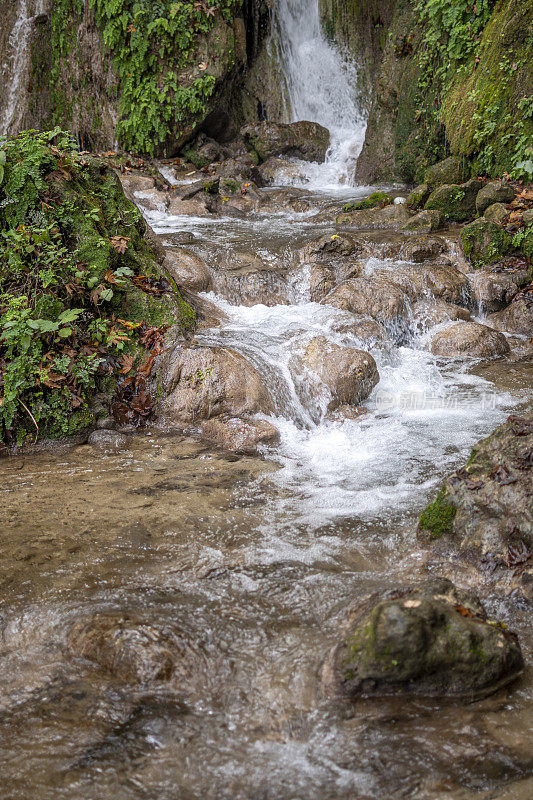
468,269,519,312
322,578,523,700
216,156,263,185
417,411,532,595
370,263,469,305
484,202,510,225
332,315,390,345
424,179,482,222
412,299,471,331
300,336,379,409
424,156,466,187
200,417,280,454
476,180,515,213
133,189,169,212
163,248,212,292
241,120,330,163
167,195,213,217
309,265,336,302
406,184,432,210
87,430,129,452
401,209,442,233
159,345,274,423
400,236,446,263
257,156,307,185
323,277,409,325
487,295,533,335
68,615,174,684
299,233,362,264
460,219,511,267
336,204,410,228
430,321,510,358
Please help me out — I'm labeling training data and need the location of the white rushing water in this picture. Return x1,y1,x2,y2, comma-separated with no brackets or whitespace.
272,0,367,189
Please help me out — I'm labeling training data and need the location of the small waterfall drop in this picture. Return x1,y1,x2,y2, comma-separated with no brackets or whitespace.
273,0,367,189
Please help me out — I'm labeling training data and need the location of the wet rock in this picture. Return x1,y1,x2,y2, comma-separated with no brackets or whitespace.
160,345,274,423
400,236,446,262
241,120,330,163
163,248,212,292
167,194,213,217
200,417,280,454
326,404,370,422
68,615,174,684
487,295,533,335
484,202,510,225
332,315,391,345
370,262,469,305
468,269,519,312
460,219,511,267
424,156,466,187
118,173,156,201
323,277,409,325
401,209,442,233
133,189,169,212
216,156,263,186
257,156,307,184
336,204,410,228
430,321,510,358
418,411,532,595
299,232,362,263
406,184,431,210
87,430,129,451
310,265,336,302
322,578,523,700
425,179,482,222
476,180,515,214
300,336,379,409
95,416,116,431
413,299,471,330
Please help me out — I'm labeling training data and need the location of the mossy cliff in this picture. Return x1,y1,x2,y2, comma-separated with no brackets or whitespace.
0,0,249,157
321,0,533,183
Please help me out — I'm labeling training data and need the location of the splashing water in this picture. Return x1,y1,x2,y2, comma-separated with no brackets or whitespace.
272,0,367,189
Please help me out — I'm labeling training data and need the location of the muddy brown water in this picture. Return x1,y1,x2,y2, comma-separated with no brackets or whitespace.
1,185,533,799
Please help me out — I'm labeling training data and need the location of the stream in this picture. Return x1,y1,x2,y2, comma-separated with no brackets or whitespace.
1,0,532,797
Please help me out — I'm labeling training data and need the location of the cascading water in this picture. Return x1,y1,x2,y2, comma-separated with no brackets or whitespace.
272,0,367,189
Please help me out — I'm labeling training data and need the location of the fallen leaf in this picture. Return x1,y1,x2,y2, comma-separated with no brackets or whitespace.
110,235,129,254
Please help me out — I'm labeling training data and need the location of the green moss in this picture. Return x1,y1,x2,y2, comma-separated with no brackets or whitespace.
343,192,393,212
418,487,456,540
460,219,511,267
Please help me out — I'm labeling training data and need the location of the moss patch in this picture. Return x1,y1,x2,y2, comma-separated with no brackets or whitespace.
418,487,456,540
342,192,393,212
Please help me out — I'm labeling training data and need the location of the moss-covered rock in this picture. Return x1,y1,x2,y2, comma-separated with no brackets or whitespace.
484,203,510,225
476,181,516,214
406,184,431,210
424,157,466,188
342,192,393,212
460,218,511,266
323,578,523,700
401,209,442,233
241,120,330,163
424,179,482,222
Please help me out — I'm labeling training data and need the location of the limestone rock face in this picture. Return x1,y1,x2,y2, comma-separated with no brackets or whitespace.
241,120,330,163
322,578,523,700
160,346,274,423
300,336,379,409
430,321,510,358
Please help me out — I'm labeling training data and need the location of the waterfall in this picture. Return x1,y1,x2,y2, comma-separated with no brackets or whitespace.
0,0,46,137
272,0,367,189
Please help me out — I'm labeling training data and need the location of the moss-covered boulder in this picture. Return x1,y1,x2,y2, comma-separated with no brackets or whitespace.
401,209,442,233
424,157,466,188
476,180,515,213
424,179,482,222
406,184,432,210
336,204,410,228
484,203,510,225
342,192,393,212
460,218,511,266
322,578,523,700
241,121,330,164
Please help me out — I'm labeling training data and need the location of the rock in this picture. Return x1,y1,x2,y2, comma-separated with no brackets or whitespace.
424,156,466,187
476,180,515,213
163,248,212,292
468,269,519,312
118,173,156,201
322,578,523,700
323,277,409,325
332,316,391,345
180,177,220,200
487,295,533,335
460,218,511,266
241,120,330,163
216,156,263,185
400,236,446,262
484,202,510,225
133,189,169,212
370,262,469,305
300,336,379,409
412,299,471,331
95,416,116,431
257,156,307,185
309,265,336,302
68,615,174,684
326,404,370,422
401,209,442,233
417,411,532,595
341,192,393,211
87,430,129,451
336,204,411,228
424,179,482,222
523,209,533,225
200,417,280,454
167,194,213,217
406,184,432,209
430,321,510,358
299,233,362,263
159,345,274,423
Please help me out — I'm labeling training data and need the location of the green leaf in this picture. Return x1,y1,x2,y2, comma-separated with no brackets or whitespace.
58,308,83,324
